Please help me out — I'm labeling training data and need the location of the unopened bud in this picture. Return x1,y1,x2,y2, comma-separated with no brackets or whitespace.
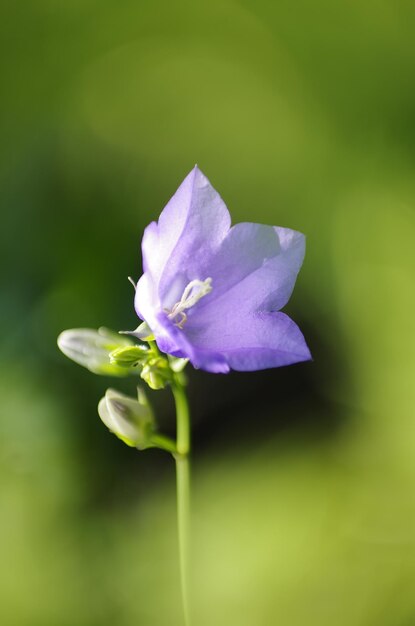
98,388,154,449
110,345,149,368
57,327,133,376
140,356,172,390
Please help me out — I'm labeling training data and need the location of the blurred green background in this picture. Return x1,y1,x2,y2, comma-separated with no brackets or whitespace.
1,1,415,624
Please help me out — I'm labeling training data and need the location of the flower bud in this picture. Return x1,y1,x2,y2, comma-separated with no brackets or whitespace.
57,328,134,376
109,345,149,368
140,356,172,390
98,388,155,449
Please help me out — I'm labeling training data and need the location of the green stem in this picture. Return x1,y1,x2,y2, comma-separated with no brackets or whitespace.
150,433,177,454
172,378,191,626
172,381,190,456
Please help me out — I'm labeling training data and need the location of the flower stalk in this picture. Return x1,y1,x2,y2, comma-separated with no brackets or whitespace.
172,378,190,456
172,377,191,626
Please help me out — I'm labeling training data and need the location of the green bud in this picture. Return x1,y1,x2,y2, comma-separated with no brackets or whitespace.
109,345,149,368
140,356,172,390
97,388,155,449
57,327,134,376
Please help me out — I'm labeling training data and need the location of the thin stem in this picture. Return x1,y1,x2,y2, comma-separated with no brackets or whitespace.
172,381,190,456
176,453,190,626
172,378,191,626
150,433,177,454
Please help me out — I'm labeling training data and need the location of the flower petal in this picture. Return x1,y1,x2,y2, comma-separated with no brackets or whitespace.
134,274,200,363
140,166,231,308
186,312,311,372
135,272,158,329
184,223,305,329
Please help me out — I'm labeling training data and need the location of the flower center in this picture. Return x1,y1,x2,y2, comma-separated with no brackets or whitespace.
165,278,212,329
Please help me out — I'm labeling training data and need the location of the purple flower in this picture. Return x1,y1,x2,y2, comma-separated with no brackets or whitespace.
133,167,311,373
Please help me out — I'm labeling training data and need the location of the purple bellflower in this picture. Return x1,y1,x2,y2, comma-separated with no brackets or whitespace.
132,167,311,374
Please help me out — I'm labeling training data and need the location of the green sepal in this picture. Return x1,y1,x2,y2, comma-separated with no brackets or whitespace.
119,321,154,341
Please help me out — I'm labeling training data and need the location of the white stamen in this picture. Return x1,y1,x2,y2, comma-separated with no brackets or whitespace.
166,278,212,328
